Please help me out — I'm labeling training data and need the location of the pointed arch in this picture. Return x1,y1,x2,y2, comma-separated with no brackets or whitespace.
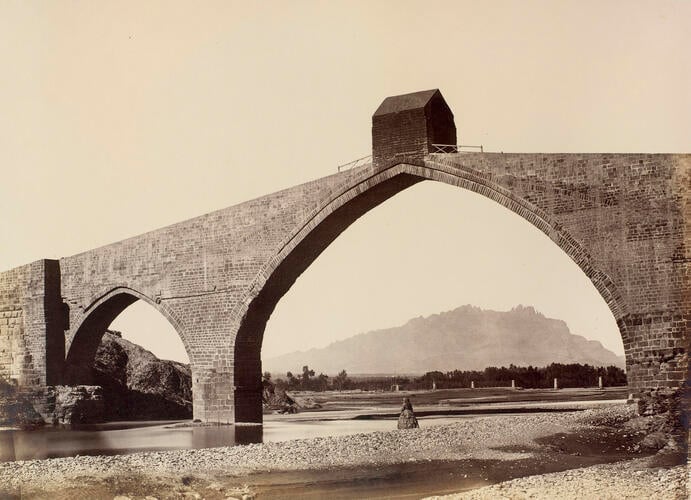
228,160,630,421
64,286,190,384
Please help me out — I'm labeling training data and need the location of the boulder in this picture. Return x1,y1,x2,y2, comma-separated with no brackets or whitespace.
640,431,669,451
45,385,105,425
262,381,299,414
294,397,322,410
92,331,192,420
0,379,44,428
3,330,193,425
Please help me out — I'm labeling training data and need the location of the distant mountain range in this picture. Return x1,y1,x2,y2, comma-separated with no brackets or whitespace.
264,305,625,375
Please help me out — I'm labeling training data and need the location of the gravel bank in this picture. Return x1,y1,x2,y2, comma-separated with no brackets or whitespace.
425,457,688,499
2,404,677,498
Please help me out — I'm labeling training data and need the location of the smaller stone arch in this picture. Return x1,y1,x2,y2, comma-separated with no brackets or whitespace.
63,287,191,385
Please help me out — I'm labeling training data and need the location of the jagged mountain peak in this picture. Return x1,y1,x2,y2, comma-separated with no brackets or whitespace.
265,305,624,375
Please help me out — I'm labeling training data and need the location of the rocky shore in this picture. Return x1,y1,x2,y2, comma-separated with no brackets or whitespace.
426,457,687,499
1,405,686,498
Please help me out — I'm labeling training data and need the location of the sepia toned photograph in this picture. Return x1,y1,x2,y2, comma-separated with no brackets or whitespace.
0,1,688,498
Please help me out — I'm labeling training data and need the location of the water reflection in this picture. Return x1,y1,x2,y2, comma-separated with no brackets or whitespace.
0,432,15,462
0,421,262,462
0,415,476,463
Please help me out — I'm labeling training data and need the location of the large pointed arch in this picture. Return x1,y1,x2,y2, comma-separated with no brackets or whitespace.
230,160,631,420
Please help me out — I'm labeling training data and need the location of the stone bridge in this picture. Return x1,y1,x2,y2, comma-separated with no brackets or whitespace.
1,89,688,423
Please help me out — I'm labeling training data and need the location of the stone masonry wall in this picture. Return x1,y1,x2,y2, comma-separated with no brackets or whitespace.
373,108,429,166
427,153,689,394
0,265,28,382
0,308,24,382
0,260,62,386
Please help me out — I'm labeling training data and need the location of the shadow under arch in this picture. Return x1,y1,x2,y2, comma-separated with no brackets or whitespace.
231,160,630,422
64,287,191,385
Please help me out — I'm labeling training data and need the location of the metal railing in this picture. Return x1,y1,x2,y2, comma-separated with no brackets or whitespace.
337,154,372,172
431,144,484,153
336,145,484,172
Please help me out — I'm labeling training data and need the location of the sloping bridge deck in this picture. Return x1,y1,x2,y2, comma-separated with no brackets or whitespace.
1,98,688,424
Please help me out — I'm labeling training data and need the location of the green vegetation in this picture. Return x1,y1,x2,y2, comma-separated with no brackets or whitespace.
414,363,627,389
273,363,626,392
275,365,332,391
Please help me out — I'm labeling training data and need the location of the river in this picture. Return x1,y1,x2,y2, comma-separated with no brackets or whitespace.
0,414,480,463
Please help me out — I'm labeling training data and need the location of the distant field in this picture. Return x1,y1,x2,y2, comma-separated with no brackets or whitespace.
288,386,629,412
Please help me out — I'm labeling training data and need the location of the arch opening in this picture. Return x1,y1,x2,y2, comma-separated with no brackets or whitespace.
233,164,628,422
63,289,192,420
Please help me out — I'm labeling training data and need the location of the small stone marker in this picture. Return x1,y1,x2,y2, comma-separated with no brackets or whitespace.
471,381,475,389
553,378,558,390
397,397,419,429
511,379,515,389
598,376,603,389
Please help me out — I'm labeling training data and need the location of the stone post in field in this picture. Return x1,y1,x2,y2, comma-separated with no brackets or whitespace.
397,398,419,429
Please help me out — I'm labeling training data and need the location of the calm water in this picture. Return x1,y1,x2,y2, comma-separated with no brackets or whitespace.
0,415,474,463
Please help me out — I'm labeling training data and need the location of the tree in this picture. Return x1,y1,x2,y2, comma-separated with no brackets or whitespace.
301,365,315,388
316,373,329,391
334,369,350,391
286,371,297,388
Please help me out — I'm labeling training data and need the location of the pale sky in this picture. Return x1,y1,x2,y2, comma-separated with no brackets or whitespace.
1,1,689,363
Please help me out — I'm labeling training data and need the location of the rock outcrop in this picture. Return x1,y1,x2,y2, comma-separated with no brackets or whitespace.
262,380,298,414
2,380,104,426
92,330,192,420
43,386,105,425
0,379,43,428
3,331,192,425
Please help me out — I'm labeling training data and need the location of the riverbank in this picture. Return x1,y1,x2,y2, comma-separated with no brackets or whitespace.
426,455,687,499
1,404,685,498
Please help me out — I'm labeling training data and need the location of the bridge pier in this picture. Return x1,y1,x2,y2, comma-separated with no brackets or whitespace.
233,339,264,424
0,259,64,387
191,362,235,423
191,369,262,424
189,342,263,424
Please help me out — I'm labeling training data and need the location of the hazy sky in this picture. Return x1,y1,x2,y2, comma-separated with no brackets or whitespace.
1,1,689,363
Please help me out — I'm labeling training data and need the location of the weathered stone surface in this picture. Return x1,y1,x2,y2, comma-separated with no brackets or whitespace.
43,385,105,425
0,378,43,428
637,386,688,434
